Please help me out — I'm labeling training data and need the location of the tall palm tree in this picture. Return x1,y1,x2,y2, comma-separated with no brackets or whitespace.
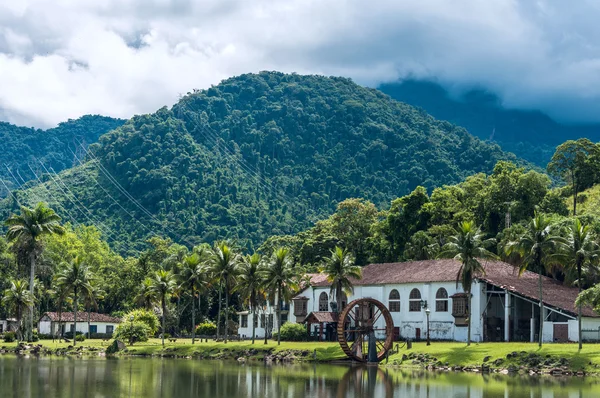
320,246,362,312
178,251,209,344
83,282,105,339
505,212,563,347
439,221,497,346
2,279,34,341
149,269,176,346
5,203,64,340
135,277,157,310
561,219,599,349
262,248,298,345
236,253,264,344
55,257,93,346
209,242,241,343
48,283,71,341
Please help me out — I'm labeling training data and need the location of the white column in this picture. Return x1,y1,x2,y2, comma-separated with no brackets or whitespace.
530,318,535,343
504,290,511,342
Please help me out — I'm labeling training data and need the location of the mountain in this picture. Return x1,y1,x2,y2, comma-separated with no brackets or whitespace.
378,80,600,167
1,72,522,253
0,115,125,195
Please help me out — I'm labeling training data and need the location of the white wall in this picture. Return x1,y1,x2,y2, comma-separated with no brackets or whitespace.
542,321,555,342
38,321,118,335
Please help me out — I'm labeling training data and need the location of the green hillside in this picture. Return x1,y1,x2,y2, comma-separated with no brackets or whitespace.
1,72,522,253
0,115,125,194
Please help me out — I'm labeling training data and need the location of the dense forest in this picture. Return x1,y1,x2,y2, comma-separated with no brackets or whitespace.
0,72,519,254
0,115,124,195
379,80,600,167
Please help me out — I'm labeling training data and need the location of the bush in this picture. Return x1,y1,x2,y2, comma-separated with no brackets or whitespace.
89,333,113,340
75,334,85,342
31,331,39,342
114,321,151,345
3,332,16,343
122,309,160,335
195,322,217,336
64,331,84,339
272,323,308,341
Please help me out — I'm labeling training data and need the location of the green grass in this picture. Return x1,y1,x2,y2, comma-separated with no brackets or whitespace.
387,342,600,371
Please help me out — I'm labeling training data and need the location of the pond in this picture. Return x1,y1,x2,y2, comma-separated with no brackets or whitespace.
1,357,600,397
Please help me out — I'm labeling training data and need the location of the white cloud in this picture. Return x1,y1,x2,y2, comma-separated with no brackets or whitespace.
1,0,600,127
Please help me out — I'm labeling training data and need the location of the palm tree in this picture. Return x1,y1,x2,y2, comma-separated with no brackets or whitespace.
439,221,497,346
2,279,34,341
135,277,157,310
320,247,362,312
505,212,563,347
236,253,264,344
561,219,599,349
209,242,241,343
5,203,64,340
48,283,71,341
262,248,298,345
83,282,105,339
149,269,176,346
178,251,209,344
55,257,93,346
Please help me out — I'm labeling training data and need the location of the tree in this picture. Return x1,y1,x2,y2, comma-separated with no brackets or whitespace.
55,257,93,346
320,247,362,312
439,221,497,346
48,283,71,341
83,282,105,339
547,139,600,216
5,203,64,341
561,219,599,349
236,253,264,344
178,251,209,344
262,247,297,345
505,212,563,347
135,278,157,310
149,269,176,346
403,231,439,261
2,279,34,341
209,242,241,343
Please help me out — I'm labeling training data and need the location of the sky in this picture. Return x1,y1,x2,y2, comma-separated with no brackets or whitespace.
1,0,600,128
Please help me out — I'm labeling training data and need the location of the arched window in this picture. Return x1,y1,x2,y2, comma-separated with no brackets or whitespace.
409,288,421,312
436,288,449,312
388,289,400,312
319,292,329,311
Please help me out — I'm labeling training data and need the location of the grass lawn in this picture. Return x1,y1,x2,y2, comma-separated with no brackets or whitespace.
387,341,600,371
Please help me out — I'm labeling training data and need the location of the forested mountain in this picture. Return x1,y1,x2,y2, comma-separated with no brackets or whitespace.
0,72,521,253
0,115,125,195
379,80,600,167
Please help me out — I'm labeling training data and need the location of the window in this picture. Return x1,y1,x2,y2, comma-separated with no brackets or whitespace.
106,325,114,335
89,325,98,334
281,313,288,325
436,288,449,312
452,295,468,317
254,315,258,328
388,289,400,312
260,314,266,328
409,289,421,312
293,299,308,316
241,314,248,328
319,292,329,311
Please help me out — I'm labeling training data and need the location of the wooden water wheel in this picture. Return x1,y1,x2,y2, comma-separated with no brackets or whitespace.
337,298,394,362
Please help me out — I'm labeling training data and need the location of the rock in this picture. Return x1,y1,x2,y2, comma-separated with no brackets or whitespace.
482,356,491,362
237,357,246,363
493,358,504,366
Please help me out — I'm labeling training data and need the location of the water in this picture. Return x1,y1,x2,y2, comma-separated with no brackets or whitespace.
1,357,600,397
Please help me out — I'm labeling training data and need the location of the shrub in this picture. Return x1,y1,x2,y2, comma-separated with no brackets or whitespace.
3,332,16,343
122,309,160,335
272,323,307,341
195,322,217,336
75,334,85,342
31,331,39,342
114,321,151,345
64,331,85,339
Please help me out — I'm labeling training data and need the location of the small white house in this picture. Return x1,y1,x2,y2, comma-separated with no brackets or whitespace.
238,259,600,343
38,312,121,336
0,319,17,334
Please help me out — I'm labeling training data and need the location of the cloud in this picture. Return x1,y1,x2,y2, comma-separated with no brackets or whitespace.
1,0,600,127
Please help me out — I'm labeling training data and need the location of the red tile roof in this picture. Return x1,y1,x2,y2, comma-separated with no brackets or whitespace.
41,312,122,323
304,312,338,323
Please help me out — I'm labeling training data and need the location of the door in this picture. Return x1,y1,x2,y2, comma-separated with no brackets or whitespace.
415,328,421,341
553,324,568,343
393,327,400,341
89,325,98,335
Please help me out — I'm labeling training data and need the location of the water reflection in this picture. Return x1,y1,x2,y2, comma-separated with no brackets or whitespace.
1,357,600,397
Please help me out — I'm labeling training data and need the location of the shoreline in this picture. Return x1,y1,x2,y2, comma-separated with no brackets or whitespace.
2,340,600,377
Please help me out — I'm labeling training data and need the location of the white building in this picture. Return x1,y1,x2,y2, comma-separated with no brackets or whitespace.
0,319,17,334
238,259,600,343
38,312,121,336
